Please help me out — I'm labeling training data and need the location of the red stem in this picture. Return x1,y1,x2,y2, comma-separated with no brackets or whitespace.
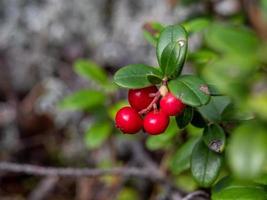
138,91,161,115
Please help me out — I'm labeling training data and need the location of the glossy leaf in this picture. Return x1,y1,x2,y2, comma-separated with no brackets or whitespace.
160,40,187,78
156,25,188,66
84,121,112,149
175,106,193,129
169,75,211,107
114,64,162,89
212,176,267,200
146,119,178,150
171,136,200,174
74,59,108,84
191,140,223,187
198,96,231,122
203,124,226,153
227,121,267,179
59,89,105,110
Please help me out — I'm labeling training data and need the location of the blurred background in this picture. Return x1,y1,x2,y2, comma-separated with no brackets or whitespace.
0,0,267,200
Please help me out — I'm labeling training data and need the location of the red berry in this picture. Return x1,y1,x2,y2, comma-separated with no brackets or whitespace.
143,111,169,135
115,106,143,134
128,86,158,111
160,93,185,116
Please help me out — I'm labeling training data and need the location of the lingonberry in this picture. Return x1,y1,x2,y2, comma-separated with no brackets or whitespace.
115,106,143,134
143,110,169,135
128,86,158,111
160,93,185,116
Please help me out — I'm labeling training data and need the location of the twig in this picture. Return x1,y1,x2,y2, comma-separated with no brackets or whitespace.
139,92,161,115
0,161,163,181
28,176,59,200
182,190,209,200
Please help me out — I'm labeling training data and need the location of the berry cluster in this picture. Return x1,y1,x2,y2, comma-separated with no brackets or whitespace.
115,85,185,135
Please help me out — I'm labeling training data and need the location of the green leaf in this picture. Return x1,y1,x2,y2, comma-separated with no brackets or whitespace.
156,25,188,66
182,18,210,34
59,89,105,110
74,59,108,84
191,140,223,187
205,23,260,55
203,124,226,153
212,176,267,200
147,74,162,85
146,119,178,150
198,96,231,122
203,55,257,101
227,121,267,179
160,41,187,78
84,121,112,149
188,50,218,66
169,75,211,107
114,64,162,88
175,106,193,129
171,136,200,174
222,103,254,122
143,22,164,46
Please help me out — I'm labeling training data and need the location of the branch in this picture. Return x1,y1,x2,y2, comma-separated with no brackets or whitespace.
0,161,164,182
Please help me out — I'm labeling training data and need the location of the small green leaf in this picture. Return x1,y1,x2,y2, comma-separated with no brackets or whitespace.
143,22,164,46
160,40,187,78
227,121,267,179
171,136,200,174
169,75,211,107
59,89,105,110
203,124,226,153
157,25,188,66
74,59,108,84
188,50,218,66
212,176,267,200
147,74,162,85
191,140,223,187
84,121,112,149
198,96,231,122
175,106,193,129
146,119,178,150
183,18,210,34
114,64,162,88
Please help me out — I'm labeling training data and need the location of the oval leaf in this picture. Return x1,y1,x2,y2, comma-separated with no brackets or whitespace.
114,64,162,88
59,89,105,110
198,96,231,122
171,136,200,174
160,40,187,78
84,121,112,149
203,124,226,153
74,59,108,84
175,106,193,129
191,140,223,187
227,121,267,179
212,177,267,200
169,75,211,107
157,25,188,65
